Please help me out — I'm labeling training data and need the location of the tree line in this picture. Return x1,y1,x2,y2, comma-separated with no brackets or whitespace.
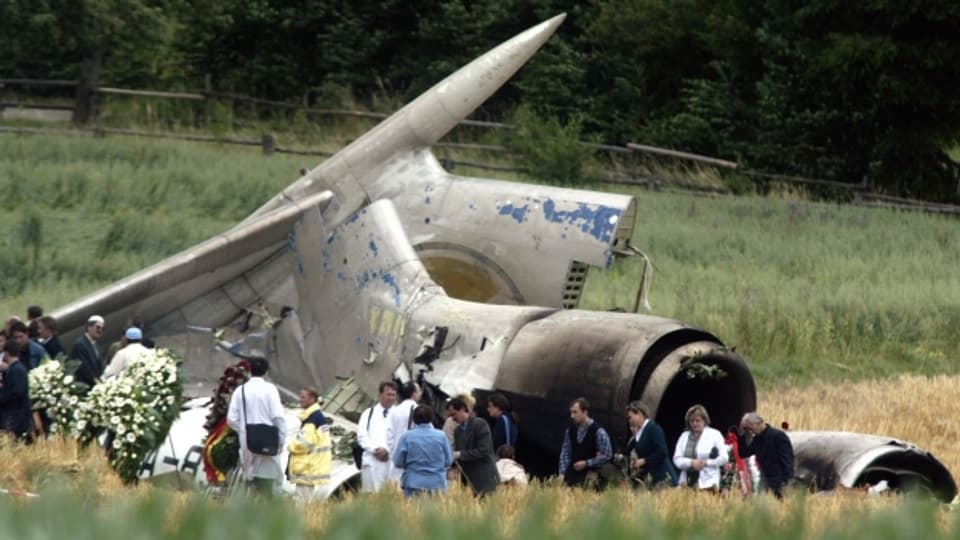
2,0,959,202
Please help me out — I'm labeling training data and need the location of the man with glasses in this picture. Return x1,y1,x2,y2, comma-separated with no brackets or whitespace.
71,315,105,391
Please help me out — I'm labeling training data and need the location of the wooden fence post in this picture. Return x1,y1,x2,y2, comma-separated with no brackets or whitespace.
74,50,103,125
261,133,275,156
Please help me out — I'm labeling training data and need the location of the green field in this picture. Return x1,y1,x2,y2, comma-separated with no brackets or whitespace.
1,133,957,389
0,486,956,540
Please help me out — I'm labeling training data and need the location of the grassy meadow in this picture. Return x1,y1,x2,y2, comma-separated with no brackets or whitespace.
1,131,959,536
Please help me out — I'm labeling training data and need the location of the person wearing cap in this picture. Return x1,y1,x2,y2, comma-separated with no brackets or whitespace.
71,315,105,390
103,327,153,379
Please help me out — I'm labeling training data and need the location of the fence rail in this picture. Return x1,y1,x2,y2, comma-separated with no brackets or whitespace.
2,78,958,216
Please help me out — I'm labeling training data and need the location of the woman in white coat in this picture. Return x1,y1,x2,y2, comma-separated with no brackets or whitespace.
673,404,728,491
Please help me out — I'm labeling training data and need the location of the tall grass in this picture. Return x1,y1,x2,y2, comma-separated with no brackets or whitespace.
580,189,960,387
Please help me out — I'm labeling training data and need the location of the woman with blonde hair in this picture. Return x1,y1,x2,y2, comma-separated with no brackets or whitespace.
673,404,728,491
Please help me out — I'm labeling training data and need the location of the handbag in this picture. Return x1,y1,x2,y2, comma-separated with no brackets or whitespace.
242,385,280,456
351,407,373,468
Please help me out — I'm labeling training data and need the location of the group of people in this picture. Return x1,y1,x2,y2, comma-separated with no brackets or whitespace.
354,381,522,498
559,399,794,498
226,361,795,500
0,306,156,441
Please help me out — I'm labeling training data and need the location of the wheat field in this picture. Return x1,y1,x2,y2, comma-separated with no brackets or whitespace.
1,373,957,538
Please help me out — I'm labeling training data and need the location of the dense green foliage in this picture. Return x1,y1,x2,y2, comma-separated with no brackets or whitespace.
1,134,956,388
1,1,958,201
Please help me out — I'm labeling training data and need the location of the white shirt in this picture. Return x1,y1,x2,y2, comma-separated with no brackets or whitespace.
634,419,649,444
357,403,392,463
673,426,728,489
103,343,152,379
386,399,418,481
386,399,417,455
227,377,287,481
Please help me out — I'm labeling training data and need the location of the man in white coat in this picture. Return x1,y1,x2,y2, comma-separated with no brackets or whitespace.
356,381,397,492
227,356,287,497
103,327,152,379
386,381,422,483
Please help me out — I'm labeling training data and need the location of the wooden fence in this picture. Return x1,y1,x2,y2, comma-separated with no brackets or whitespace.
2,78,957,216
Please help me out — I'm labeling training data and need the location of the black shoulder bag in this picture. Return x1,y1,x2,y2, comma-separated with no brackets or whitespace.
352,407,373,468
242,385,280,456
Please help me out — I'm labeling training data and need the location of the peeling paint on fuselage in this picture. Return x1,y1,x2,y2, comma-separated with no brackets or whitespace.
369,240,379,257
498,203,530,224
287,232,305,275
353,270,402,307
542,199,621,243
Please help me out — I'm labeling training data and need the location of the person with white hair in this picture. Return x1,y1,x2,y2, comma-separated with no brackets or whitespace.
739,411,795,499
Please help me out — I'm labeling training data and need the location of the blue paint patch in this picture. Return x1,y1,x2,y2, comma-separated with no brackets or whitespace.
346,211,361,224
321,249,331,272
498,203,530,224
369,240,378,256
287,232,304,275
336,272,348,281
542,199,621,242
424,196,431,204
381,273,402,307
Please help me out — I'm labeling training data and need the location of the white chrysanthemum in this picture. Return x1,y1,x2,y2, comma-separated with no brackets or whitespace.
125,432,136,443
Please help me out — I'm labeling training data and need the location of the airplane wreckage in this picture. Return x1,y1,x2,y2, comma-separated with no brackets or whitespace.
50,15,956,500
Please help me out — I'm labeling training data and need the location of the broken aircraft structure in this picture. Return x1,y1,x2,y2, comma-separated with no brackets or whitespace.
49,15,956,500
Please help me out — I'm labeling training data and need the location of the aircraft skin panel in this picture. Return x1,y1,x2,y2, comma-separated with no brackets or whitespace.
52,192,333,344
356,149,636,307
789,431,957,501
287,198,554,397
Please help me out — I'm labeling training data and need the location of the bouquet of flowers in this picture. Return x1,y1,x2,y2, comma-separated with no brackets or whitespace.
201,360,250,484
28,359,88,434
75,348,184,483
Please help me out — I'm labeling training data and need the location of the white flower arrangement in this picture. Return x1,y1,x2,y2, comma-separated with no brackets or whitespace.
28,359,87,434
31,348,183,483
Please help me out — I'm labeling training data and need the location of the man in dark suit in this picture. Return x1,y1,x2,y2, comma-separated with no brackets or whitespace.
0,339,33,441
447,397,499,496
624,401,677,488
740,412,795,499
71,315,106,391
37,315,65,360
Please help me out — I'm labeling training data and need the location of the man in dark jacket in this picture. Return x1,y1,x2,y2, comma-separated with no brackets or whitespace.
0,339,33,441
71,315,105,390
37,315,65,360
740,412,795,499
447,397,499,496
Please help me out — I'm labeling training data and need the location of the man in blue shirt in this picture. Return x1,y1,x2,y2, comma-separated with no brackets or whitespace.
559,397,613,488
392,404,453,497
